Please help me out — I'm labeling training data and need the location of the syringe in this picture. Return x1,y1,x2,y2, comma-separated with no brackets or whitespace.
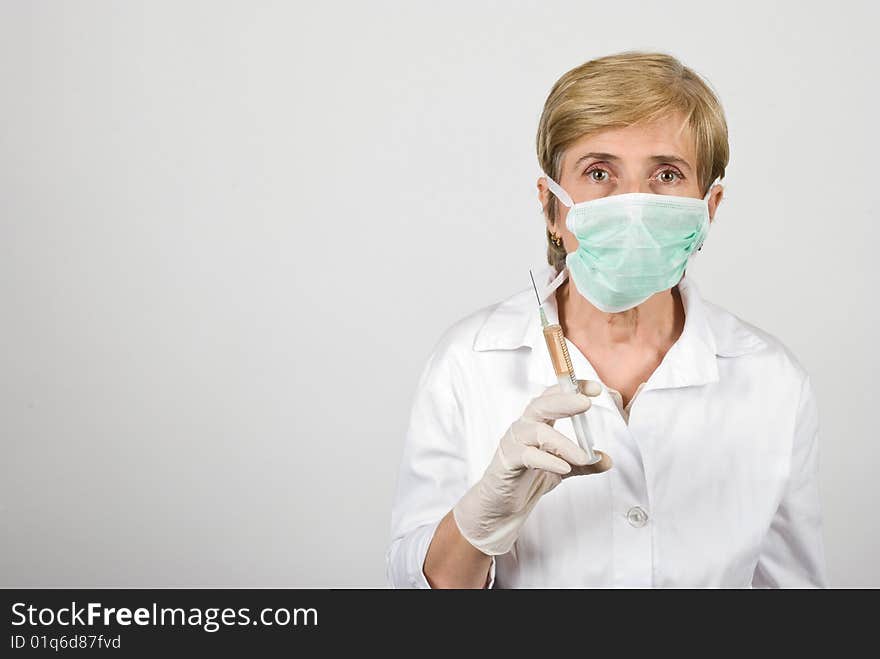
529,269,602,465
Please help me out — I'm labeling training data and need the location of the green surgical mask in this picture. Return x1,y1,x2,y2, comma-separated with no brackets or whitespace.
544,174,719,313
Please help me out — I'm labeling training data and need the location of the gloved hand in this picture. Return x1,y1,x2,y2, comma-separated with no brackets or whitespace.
452,379,612,556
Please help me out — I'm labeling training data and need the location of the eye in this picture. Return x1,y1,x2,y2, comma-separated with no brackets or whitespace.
656,167,684,183
584,166,610,182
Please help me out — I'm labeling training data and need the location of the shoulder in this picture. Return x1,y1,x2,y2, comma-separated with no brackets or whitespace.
422,284,533,373
430,295,519,359
430,303,499,358
701,297,810,387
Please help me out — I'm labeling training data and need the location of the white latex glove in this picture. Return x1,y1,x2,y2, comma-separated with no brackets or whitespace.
452,379,612,556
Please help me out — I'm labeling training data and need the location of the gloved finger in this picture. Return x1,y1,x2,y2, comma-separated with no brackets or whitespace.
529,423,591,466
519,445,572,475
522,391,591,424
576,379,603,397
561,450,614,479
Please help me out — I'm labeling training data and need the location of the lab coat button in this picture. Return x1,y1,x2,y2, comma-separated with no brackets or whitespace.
626,506,648,528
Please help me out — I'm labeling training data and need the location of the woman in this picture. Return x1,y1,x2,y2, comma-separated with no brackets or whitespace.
386,51,827,588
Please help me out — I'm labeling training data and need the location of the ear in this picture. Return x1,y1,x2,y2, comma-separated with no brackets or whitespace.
537,177,551,209
707,184,724,223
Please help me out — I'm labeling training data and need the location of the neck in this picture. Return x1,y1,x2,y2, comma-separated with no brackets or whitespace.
555,275,685,351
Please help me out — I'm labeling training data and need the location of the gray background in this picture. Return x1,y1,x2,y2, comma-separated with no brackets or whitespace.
2,0,877,587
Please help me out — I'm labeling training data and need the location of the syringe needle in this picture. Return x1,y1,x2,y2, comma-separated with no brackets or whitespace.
529,269,549,328
529,269,541,306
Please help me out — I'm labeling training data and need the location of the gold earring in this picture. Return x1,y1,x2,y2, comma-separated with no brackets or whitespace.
550,231,563,248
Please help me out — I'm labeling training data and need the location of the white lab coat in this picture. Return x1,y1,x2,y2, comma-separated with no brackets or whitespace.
386,263,828,588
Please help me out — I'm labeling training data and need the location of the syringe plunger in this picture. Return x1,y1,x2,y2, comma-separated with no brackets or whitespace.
542,321,601,465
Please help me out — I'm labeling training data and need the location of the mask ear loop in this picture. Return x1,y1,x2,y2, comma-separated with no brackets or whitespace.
542,174,574,208
703,177,721,201
696,177,721,251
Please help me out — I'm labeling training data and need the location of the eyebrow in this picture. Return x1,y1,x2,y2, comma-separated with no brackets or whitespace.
573,151,693,172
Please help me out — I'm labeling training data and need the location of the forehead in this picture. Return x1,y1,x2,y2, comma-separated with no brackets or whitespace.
561,112,697,170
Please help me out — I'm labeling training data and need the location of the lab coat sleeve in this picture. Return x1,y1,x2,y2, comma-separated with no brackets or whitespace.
385,333,496,589
752,374,829,588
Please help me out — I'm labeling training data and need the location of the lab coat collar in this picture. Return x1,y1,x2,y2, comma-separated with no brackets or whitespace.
472,263,767,396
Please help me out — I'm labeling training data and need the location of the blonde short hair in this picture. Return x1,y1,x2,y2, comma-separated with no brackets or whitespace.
536,51,730,270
